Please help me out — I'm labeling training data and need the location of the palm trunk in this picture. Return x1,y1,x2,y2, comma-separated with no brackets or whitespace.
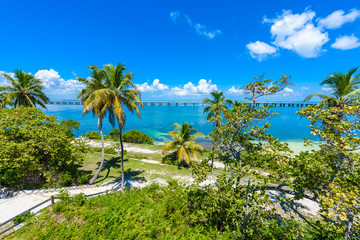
119,127,125,193
89,122,105,185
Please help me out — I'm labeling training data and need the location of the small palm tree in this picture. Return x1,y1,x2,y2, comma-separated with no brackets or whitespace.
84,63,143,192
203,91,230,127
304,67,360,109
0,70,49,108
77,66,107,185
162,122,204,165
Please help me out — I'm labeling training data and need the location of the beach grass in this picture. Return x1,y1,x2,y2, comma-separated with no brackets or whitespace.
82,152,195,186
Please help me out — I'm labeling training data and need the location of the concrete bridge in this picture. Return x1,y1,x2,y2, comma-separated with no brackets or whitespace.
48,100,316,107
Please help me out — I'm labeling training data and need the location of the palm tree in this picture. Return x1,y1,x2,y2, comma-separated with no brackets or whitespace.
162,122,204,165
84,63,143,193
77,66,107,185
0,92,11,108
0,70,49,108
203,91,230,127
304,67,360,109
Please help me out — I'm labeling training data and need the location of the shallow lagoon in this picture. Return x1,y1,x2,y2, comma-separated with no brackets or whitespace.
44,104,317,153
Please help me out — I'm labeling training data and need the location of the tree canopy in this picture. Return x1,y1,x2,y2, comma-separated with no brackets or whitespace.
0,69,49,109
0,107,88,189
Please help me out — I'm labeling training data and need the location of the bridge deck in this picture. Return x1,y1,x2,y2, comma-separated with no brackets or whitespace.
47,100,315,107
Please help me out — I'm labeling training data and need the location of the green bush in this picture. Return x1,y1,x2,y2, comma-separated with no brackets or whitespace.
104,146,116,154
162,152,189,167
81,131,101,139
0,107,87,190
13,211,34,224
122,129,153,144
8,183,323,239
109,128,120,140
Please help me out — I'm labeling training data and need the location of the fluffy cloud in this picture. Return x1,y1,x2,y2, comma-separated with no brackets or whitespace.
184,15,222,39
136,79,169,92
318,9,360,29
0,71,15,86
227,86,245,95
246,41,277,61
322,86,332,93
265,10,329,58
302,87,310,90
170,79,218,96
34,69,84,94
170,11,180,23
331,34,360,50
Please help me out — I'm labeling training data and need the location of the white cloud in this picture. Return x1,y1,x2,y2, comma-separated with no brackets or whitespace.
184,15,221,39
34,69,60,88
302,87,310,90
228,86,245,95
331,34,360,50
282,87,300,97
136,79,169,92
321,86,332,92
34,69,84,94
0,71,15,86
246,41,277,61
170,11,180,23
170,79,218,96
265,10,329,58
318,9,360,29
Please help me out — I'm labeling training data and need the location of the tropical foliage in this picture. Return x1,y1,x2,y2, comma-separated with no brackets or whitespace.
78,66,107,185
9,182,328,240
119,129,153,144
203,91,230,127
162,122,204,165
0,107,88,189
304,67,360,108
0,69,49,108
243,73,291,106
296,105,360,238
81,63,143,192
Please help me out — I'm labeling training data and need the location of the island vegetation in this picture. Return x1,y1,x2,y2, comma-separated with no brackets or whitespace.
0,67,359,239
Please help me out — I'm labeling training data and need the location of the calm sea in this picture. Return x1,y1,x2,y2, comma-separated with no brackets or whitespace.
43,104,316,144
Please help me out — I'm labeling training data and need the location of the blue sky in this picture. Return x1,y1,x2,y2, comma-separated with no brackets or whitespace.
0,0,359,101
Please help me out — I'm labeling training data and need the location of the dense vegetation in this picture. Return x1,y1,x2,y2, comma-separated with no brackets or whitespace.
112,129,154,144
0,107,89,189
82,129,153,144
7,182,323,240
1,67,359,239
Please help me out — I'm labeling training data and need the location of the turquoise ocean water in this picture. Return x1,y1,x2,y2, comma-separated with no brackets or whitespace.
43,105,317,147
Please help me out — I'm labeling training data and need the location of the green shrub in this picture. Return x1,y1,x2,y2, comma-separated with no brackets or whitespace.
81,131,101,139
122,129,153,144
162,152,189,167
104,146,116,154
13,211,33,224
0,107,87,190
8,183,322,239
109,128,120,140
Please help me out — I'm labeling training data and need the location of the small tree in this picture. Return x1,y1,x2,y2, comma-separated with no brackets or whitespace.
190,75,299,239
0,107,87,189
163,122,204,165
296,105,360,238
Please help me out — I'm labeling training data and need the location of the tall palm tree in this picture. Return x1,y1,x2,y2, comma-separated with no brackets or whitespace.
162,122,204,165
0,70,49,108
203,91,230,127
84,63,143,193
78,66,107,185
304,67,360,109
